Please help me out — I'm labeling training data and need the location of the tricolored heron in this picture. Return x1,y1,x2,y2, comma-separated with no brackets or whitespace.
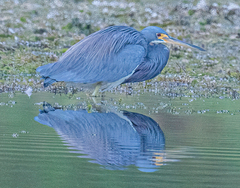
37,26,204,95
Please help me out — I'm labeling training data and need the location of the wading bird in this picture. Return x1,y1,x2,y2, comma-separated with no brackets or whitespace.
37,26,204,95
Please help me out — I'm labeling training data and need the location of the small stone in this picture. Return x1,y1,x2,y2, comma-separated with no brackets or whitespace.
212,3,218,7
8,28,15,34
196,0,208,11
12,133,19,138
227,3,240,11
24,87,33,98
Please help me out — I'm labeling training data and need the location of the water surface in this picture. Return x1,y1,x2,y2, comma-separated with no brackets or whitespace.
1,90,240,188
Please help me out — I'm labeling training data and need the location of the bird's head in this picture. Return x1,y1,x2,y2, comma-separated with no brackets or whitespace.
141,26,205,51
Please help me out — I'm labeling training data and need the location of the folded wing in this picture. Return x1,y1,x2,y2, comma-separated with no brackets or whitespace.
37,26,147,84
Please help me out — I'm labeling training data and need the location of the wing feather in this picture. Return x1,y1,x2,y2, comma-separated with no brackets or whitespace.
37,26,147,84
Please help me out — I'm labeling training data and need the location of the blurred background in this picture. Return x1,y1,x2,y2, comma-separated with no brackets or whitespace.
0,0,240,92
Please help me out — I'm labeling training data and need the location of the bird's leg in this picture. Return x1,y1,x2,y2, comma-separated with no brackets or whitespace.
91,82,101,97
91,97,97,104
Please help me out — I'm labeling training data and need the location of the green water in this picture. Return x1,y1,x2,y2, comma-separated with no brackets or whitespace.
1,91,240,188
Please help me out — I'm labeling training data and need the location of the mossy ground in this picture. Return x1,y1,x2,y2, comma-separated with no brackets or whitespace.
0,0,239,92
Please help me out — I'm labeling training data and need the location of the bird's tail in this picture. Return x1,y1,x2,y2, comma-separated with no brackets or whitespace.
36,63,56,87
34,102,55,127
43,77,56,87
36,63,54,73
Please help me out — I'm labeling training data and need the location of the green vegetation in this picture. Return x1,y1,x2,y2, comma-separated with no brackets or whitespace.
20,17,27,23
62,23,73,30
191,79,198,86
46,36,56,41
0,34,13,38
188,10,195,16
149,22,174,28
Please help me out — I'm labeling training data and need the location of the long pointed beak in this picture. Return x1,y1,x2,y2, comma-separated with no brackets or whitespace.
163,37,205,51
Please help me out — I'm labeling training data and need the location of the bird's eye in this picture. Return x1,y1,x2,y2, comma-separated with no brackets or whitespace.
157,33,162,37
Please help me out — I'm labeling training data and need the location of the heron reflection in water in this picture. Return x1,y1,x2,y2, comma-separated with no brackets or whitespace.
37,26,205,96
35,103,172,172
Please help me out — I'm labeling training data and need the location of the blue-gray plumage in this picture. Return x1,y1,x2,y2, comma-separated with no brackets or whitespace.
36,26,204,93
34,104,165,172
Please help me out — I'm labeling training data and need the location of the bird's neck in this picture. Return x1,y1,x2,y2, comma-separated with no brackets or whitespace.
146,44,170,59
